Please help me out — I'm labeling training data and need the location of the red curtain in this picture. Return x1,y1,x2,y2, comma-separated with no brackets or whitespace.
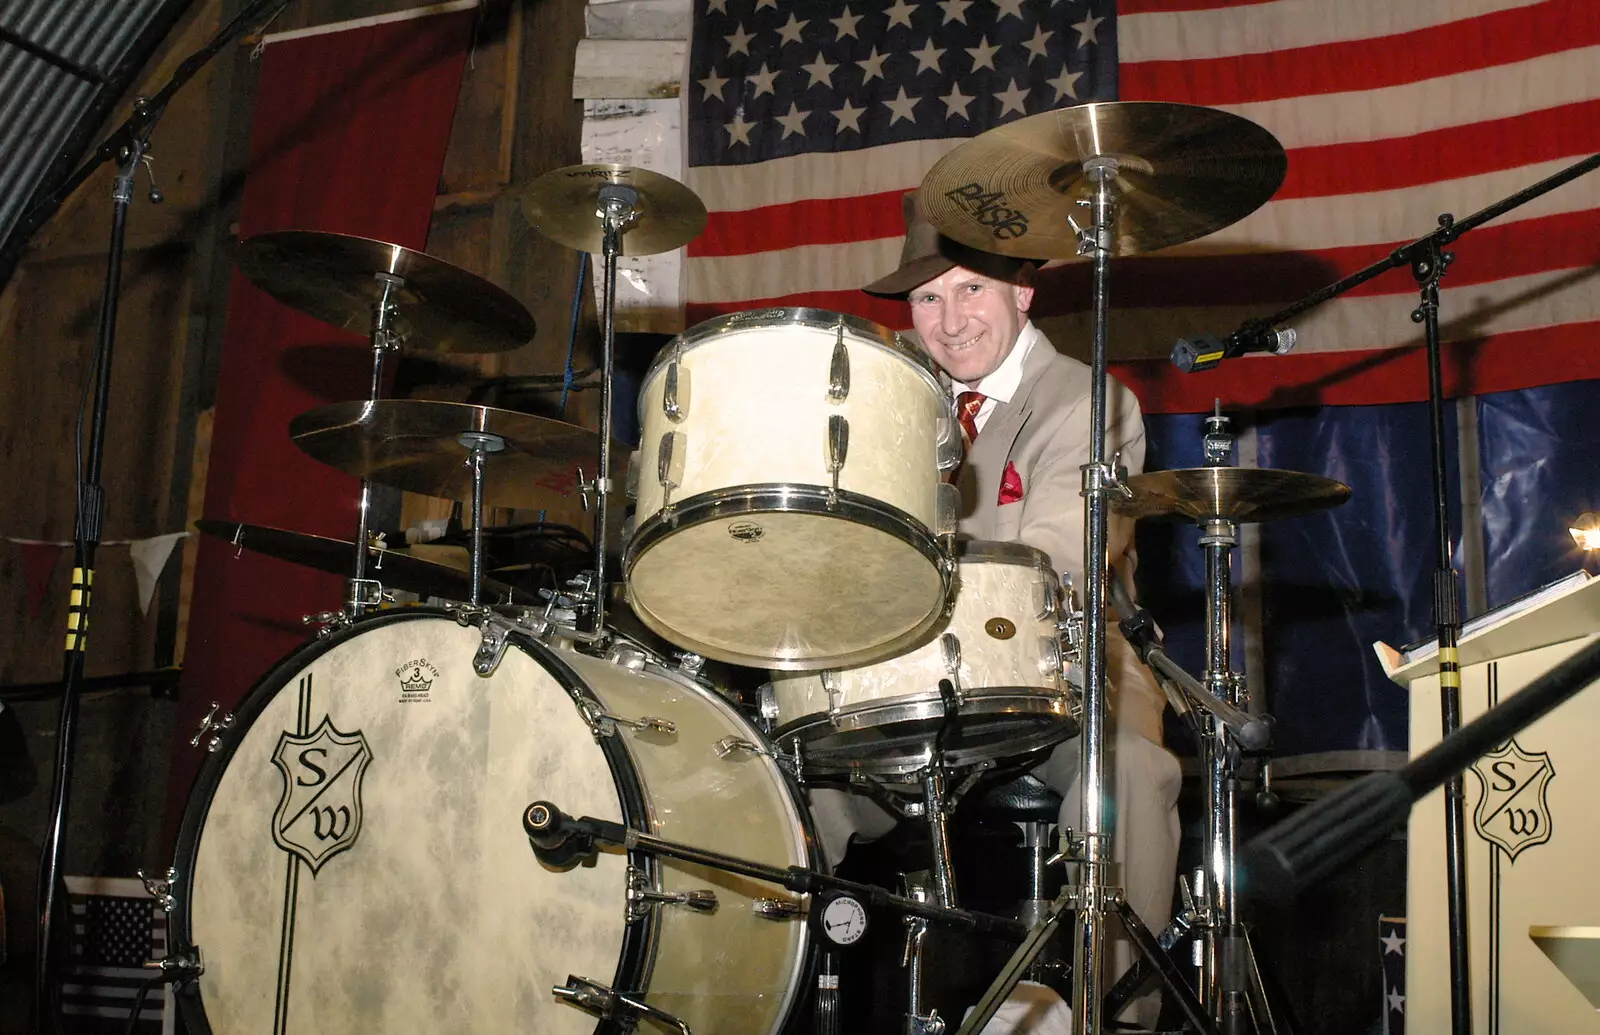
169,12,474,833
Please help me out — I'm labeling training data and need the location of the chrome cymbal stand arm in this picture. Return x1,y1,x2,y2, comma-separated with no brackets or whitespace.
591,183,638,633
1068,153,1123,1035
349,273,402,614
458,431,505,606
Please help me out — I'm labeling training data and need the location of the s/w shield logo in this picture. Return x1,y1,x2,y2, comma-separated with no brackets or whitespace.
1470,739,1555,862
271,717,373,874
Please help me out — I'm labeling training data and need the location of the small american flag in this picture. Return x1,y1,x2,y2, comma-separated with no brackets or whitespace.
1380,915,1406,1035
60,877,170,1034
684,0,1116,326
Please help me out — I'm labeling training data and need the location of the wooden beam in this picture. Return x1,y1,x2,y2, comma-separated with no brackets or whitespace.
584,0,690,41
572,39,684,99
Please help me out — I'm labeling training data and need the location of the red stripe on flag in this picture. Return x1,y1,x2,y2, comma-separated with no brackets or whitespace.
1030,209,1600,313
1120,0,1599,105
1276,99,1600,200
1113,320,1600,413
690,190,906,257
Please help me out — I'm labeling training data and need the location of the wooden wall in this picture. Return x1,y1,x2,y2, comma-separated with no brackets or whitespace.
0,1,595,1022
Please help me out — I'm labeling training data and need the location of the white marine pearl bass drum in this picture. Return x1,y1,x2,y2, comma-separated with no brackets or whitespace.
167,609,815,1035
626,307,961,671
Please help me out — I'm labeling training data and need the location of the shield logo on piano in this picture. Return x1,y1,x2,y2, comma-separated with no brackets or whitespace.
1470,739,1555,862
271,717,373,874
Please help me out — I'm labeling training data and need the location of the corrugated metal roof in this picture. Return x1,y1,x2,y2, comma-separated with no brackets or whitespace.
0,0,193,286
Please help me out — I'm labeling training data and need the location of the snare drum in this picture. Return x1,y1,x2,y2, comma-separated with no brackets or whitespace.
767,541,1078,775
625,307,960,671
168,610,812,1035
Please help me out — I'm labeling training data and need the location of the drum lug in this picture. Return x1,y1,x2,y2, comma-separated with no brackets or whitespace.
752,896,804,921
136,867,177,912
663,360,690,423
552,975,693,1034
935,406,963,471
657,431,686,516
580,701,678,741
756,682,780,731
935,482,960,536
301,610,352,639
713,734,773,761
828,322,851,402
189,702,235,753
627,864,718,921
939,633,965,707
826,415,849,506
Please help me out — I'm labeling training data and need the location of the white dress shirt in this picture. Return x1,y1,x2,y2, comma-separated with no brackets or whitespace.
950,320,1040,434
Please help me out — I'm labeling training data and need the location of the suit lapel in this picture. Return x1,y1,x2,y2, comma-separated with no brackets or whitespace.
957,329,1054,534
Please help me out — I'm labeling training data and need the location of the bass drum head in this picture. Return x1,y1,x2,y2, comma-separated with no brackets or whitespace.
627,507,947,670
171,610,813,1035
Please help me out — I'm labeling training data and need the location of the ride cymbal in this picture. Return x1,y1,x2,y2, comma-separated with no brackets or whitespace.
919,101,1287,259
288,399,601,511
237,230,535,352
520,164,708,256
195,519,525,603
1114,467,1352,524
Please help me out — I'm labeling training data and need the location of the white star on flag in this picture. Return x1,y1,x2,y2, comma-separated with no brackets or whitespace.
884,0,917,29
1386,987,1405,1013
699,67,729,101
883,86,920,124
992,0,1027,22
1049,64,1081,101
1382,930,1405,956
910,39,944,74
941,82,974,120
1024,26,1053,62
705,0,727,14
937,0,972,24
775,102,810,139
857,45,890,83
747,63,779,98
726,24,755,55
1072,13,1104,48
995,78,1029,118
726,111,755,146
966,36,1000,70
831,7,863,39
799,52,836,89
776,14,807,45
833,97,866,133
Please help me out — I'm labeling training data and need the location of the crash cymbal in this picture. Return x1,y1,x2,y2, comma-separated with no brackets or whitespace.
918,102,1286,259
520,164,707,256
289,399,601,510
236,231,535,352
195,519,526,603
1114,467,1351,524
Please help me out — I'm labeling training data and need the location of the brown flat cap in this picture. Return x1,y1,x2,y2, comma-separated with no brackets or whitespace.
862,189,1038,299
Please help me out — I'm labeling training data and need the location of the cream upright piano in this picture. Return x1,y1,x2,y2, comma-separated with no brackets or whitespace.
1378,571,1600,1033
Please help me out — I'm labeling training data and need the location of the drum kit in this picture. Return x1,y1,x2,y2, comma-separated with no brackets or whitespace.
152,103,1356,1035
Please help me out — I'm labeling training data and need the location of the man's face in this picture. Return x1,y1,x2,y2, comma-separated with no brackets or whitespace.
908,266,1034,384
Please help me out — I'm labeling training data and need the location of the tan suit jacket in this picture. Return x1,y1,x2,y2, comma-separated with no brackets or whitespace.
953,325,1166,743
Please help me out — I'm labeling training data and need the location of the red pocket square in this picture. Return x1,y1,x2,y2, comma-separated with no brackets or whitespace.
998,461,1024,505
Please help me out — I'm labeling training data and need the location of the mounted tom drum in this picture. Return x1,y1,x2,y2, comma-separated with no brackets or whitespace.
625,307,960,670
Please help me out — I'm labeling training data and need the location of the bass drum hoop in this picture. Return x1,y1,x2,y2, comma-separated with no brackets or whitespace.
164,609,662,1035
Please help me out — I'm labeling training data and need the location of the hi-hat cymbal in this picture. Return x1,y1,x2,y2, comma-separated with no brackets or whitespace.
195,519,526,603
918,102,1286,259
520,164,707,256
237,231,535,352
289,399,601,510
1114,467,1351,524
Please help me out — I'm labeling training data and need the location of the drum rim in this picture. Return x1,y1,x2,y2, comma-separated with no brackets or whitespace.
639,306,943,402
623,484,953,671
163,608,657,1035
776,695,1079,776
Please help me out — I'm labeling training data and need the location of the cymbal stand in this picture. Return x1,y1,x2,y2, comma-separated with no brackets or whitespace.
955,153,1126,1035
458,431,504,605
348,274,403,615
584,183,637,634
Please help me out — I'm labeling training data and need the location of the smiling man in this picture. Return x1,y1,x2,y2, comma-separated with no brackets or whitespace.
864,190,1182,1029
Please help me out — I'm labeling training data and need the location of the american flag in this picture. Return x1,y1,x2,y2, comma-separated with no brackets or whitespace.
684,0,1116,322
1380,915,1406,1035
60,877,170,1034
684,0,1600,414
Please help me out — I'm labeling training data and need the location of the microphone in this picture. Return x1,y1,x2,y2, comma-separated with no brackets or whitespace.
1171,325,1297,374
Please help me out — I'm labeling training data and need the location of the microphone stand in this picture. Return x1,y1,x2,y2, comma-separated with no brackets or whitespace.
31,2,295,1028
1188,150,1600,1035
